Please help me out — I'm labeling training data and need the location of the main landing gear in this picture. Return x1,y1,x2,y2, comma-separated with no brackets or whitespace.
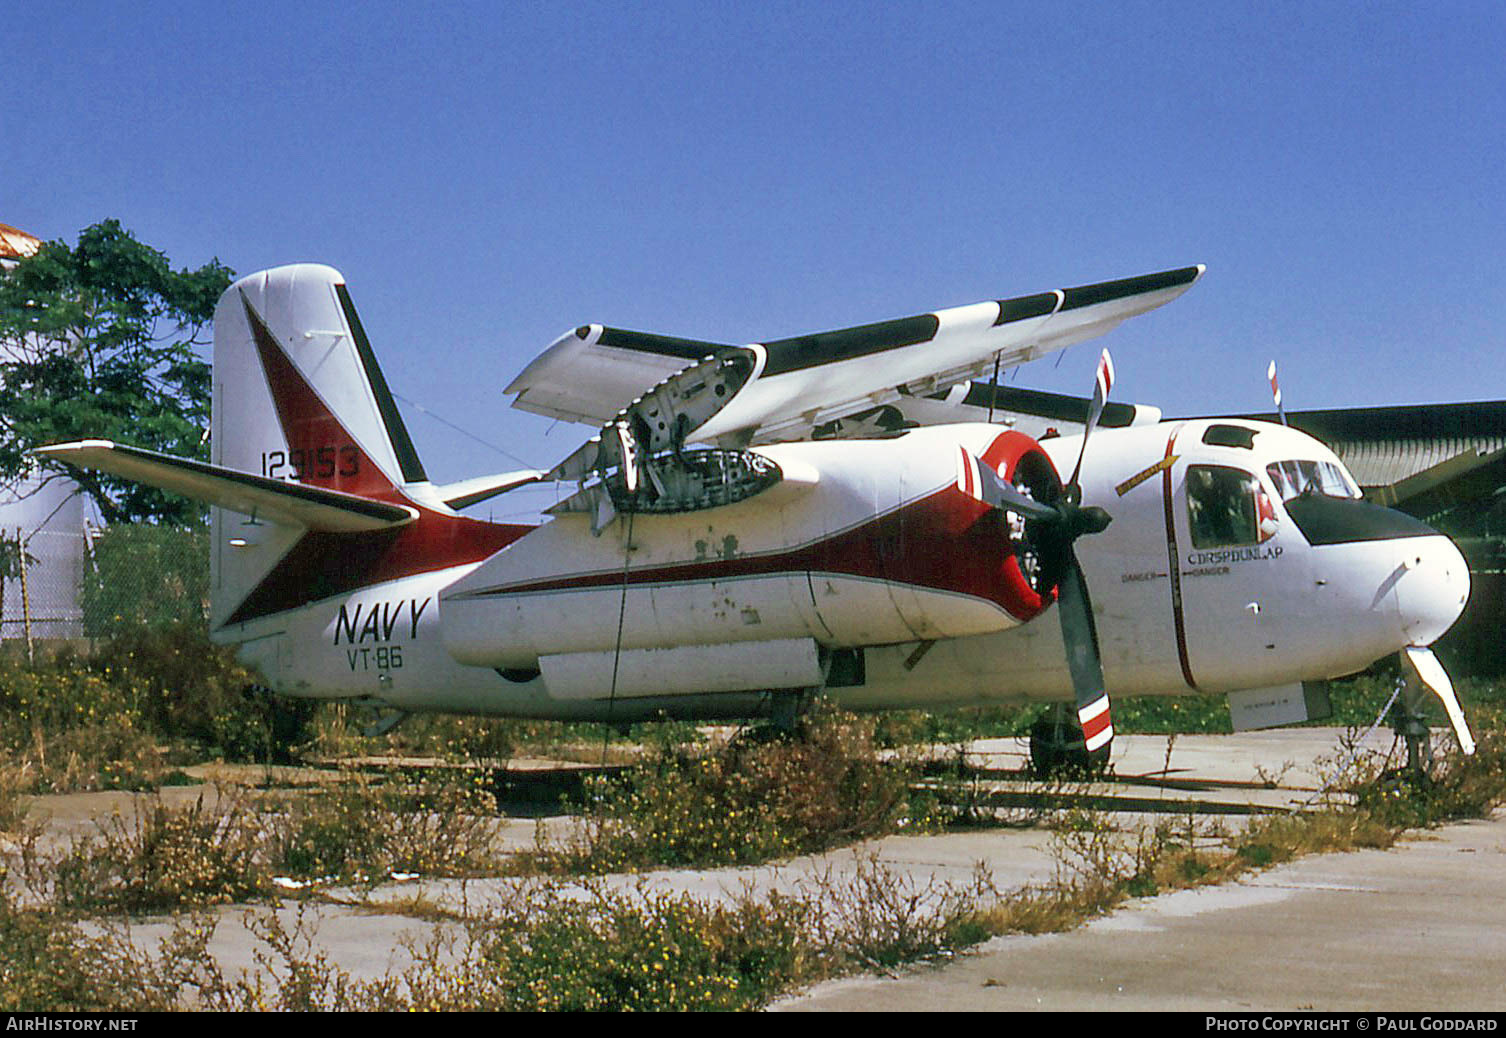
728,689,811,749
1028,702,1112,779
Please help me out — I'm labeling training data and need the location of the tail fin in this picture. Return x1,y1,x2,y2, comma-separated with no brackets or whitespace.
212,264,427,498
209,265,440,631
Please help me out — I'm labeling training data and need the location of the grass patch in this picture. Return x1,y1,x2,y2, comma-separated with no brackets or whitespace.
523,710,916,874
2,723,1503,1010
4,657,1503,1010
19,772,513,915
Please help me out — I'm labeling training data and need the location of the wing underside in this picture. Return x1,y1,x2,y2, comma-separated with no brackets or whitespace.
812,382,1164,442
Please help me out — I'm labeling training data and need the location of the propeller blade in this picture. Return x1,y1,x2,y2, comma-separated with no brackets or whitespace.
1057,549,1112,753
1402,646,1475,756
972,456,1061,522
1066,348,1115,492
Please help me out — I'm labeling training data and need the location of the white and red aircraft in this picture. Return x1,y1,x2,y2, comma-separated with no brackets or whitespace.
39,263,1475,771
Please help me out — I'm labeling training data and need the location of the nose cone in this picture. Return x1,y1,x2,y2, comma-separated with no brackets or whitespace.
1394,534,1471,646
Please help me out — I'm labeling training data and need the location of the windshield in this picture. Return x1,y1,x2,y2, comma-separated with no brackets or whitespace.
1266,459,1360,502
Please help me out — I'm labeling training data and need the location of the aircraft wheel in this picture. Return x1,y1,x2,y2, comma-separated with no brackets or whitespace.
1028,712,1110,779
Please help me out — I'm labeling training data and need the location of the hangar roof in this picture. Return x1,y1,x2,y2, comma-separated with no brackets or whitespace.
1220,400,1506,513
1280,400,1506,490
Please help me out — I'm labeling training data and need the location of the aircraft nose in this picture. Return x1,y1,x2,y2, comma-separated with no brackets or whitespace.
1393,533,1471,646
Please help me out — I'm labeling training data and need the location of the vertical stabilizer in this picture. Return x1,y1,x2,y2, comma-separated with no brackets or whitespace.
213,264,426,496
209,265,429,631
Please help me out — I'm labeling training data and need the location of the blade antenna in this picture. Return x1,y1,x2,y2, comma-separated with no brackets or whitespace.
987,351,1001,424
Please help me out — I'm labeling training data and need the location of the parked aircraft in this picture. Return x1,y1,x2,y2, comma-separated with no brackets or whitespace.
38,263,1473,772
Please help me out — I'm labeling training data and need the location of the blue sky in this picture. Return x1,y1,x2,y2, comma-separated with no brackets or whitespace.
5,1,1503,515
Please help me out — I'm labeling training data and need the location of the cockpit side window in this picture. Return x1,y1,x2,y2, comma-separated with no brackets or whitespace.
1266,459,1360,502
1187,465,1272,549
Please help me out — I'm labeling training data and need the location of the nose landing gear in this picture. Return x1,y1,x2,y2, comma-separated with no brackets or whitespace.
1389,682,1434,777
1384,646,1476,781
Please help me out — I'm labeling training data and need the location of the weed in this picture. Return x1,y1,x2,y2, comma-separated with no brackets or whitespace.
1045,807,1154,910
19,771,511,914
528,709,912,873
471,888,802,1010
807,856,1000,970
1253,759,1297,789
352,889,469,923
0,888,223,1011
232,905,367,1011
264,772,505,884
89,624,312,763
0,761,31,832
0,657,168,793
44,789,266,913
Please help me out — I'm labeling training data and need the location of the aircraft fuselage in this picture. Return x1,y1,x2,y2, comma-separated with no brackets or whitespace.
235,418,1468,723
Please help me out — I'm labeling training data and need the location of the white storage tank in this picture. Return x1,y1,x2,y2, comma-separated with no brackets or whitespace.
0,473,90,643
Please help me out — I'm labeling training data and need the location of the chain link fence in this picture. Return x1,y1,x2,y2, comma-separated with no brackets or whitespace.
0,525,84,644
0,521,207,656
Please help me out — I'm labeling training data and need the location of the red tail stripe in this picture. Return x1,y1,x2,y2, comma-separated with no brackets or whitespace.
241,296,397,500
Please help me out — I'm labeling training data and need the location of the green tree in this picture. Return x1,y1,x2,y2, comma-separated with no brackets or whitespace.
0,220,233,524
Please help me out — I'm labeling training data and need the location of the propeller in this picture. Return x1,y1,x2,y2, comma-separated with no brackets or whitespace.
1065,348,1115,496
971,348,1118,759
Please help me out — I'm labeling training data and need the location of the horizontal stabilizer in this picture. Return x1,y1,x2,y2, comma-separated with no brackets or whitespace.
37,440,417,533
435,470,546,510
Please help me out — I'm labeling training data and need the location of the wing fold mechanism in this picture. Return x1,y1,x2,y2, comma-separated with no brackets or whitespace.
547,446,819,534
36,440,418,533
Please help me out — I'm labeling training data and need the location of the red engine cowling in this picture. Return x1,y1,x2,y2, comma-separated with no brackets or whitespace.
947,429,1069,624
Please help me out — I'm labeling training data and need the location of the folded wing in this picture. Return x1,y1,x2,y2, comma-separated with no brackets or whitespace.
508,265,1203,450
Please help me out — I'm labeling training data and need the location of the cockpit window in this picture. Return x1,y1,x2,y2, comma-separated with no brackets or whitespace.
1187,465,1277,548
1265,460,1360,502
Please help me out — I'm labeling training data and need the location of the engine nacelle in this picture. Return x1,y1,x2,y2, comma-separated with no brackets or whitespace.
439,424,1067,675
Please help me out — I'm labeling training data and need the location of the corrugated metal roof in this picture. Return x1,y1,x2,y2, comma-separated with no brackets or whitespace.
0,222,41,261
1327,435,1506,488
1238,400,1506,489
